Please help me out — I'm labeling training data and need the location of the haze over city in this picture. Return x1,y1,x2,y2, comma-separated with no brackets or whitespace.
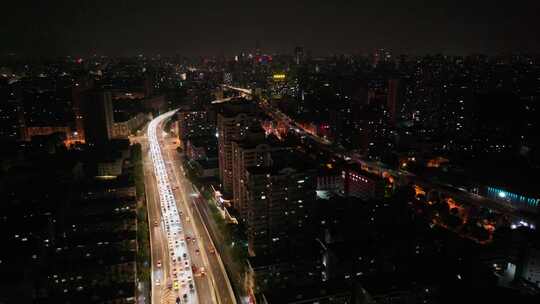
2,0,540,56
1,1,540,304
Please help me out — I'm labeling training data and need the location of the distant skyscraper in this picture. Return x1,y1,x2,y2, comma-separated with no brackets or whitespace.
82,90,114,145
387,79,400,126
294,46,305,65
358,100,394,158
371,48,392,67
255,40,261,57
71,78,94,143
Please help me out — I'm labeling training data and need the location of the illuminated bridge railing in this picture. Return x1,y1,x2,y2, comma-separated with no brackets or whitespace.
486,186,539,210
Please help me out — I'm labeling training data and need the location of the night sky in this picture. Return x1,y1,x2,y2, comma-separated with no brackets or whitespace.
2,0,540,56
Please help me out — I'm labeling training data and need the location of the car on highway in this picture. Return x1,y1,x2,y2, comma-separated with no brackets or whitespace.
195,249,200,255
155,279,160,286
157,260,162,268
173,280,179,290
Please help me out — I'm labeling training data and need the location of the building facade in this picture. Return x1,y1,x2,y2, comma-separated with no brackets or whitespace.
217,100,257,196
245,161,317,256
342,165,386,201
177,110,213,149
112,112,147,139
82,90,114,145
232,132,284,220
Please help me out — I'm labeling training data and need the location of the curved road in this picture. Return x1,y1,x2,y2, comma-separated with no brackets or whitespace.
141,111,236,304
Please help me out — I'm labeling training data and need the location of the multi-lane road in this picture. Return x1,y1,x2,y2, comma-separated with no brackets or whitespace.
147,110,200,304
139,111,235,304
160,130,236,304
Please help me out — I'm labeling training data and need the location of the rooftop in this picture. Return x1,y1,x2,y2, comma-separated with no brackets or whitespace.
216,97,257,118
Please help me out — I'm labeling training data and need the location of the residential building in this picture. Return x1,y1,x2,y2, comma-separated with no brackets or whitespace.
217,99,257,195
177,109,214,149
82,90,114,145
112,112,148,139
232,127,285,220
342,165,387,201
244,153,318,256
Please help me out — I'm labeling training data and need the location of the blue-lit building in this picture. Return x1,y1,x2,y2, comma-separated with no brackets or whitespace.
485,186,539,213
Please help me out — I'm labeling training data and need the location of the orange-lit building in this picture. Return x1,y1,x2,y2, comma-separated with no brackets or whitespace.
23,126,73,141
